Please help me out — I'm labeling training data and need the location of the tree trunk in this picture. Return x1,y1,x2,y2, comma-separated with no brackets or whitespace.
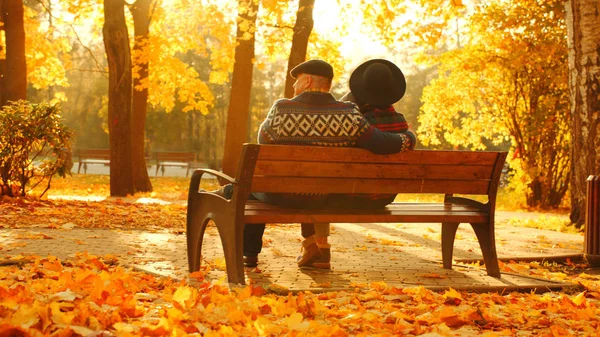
128,0,153,192
221,0,258,177
0,1,4,106
284,0,315,98
1,0,27,107
566,0,600,227
103,0,135,196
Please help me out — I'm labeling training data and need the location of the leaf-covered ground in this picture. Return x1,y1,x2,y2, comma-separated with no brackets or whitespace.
1,253,600,336
1,197,187,231
1,175,594,336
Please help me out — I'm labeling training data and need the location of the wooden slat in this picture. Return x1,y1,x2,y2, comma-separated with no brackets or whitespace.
250,177,491,195
244,202,489,224
256,145,500,165
245,201,479,211
254,161,494,180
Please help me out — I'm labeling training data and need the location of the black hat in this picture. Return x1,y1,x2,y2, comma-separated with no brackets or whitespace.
349,59,406,106
290,59,334,80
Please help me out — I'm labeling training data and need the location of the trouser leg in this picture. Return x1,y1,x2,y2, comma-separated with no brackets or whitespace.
243,224,265,257
301,223,316,238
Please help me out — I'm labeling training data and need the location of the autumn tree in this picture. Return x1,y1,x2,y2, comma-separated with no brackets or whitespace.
102,0,227,194
283,0,315,98
417,0,570,209
221,0,259,177
103,0,134,196
566,0,600,226
1,0,27,106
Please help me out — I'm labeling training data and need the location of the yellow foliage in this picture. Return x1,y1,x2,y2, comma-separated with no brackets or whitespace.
23,7,71,90
418,0,570,209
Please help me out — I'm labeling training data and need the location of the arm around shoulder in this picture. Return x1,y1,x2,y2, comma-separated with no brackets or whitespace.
357,125,417,154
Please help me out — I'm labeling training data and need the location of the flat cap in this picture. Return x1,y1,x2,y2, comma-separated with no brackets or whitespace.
290,59,334,79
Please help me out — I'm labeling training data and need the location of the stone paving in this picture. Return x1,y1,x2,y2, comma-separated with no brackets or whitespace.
0,210,584,293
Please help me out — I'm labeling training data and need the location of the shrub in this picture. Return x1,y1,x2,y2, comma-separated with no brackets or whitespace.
0,100,73,197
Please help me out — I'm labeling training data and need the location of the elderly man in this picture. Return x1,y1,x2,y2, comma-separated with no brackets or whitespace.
243,59,416,268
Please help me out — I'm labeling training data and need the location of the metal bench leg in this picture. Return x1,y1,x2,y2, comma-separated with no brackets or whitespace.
187,216,210,273
470,222,501,278
214,214,246,284
77,162,82,174
441,222,460,270
187,188,245,284
155,164,160,177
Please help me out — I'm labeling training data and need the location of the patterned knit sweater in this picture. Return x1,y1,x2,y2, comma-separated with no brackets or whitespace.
258,92,415,153
363,105,413,144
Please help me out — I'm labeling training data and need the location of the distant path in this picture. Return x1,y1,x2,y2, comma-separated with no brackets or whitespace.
71,163,211,178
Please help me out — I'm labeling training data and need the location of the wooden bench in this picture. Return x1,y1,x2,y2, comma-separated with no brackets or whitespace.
76,148,110,174
154,151,200,177
186,144,508,284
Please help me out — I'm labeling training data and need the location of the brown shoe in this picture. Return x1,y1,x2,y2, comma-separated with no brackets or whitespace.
297,236,322,267
299,244,331,269
310,244,331,269
244,256,258,267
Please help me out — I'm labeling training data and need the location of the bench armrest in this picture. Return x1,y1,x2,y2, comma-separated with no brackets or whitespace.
192,168,235,184
188,168,237,196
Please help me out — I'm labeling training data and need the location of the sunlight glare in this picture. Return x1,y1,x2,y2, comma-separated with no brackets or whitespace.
313,1,400,73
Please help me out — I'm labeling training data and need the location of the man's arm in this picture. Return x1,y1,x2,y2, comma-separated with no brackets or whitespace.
357,124,417,154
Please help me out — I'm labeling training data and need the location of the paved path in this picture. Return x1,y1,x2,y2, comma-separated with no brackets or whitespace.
0,204,583,293
72,163,207,178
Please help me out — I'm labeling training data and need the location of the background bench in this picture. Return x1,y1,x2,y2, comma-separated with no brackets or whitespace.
186,144,507,284
75,148,110,174
154,151,202,177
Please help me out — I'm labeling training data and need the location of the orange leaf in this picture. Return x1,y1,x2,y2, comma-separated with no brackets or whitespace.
418,273,447,279
189,271,205,281
251,285,267,296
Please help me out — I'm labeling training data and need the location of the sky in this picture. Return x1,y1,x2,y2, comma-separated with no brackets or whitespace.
311,0,415,77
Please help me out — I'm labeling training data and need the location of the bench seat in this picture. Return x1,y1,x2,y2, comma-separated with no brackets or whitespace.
243,200,489,224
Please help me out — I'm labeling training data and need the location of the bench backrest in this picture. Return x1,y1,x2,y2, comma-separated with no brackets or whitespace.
236,144,507,197
155,151,196,162
76,148,110,160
